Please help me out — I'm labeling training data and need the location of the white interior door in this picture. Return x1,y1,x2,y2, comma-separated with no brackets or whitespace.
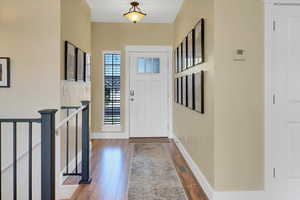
271,5,300,200
129,52,169,138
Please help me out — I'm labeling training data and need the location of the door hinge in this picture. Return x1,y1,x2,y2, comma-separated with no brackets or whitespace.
273,168,276,178
273,20,276,31
273,94,276,104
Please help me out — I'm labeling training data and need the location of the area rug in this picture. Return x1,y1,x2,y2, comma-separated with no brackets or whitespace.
128,143,188,200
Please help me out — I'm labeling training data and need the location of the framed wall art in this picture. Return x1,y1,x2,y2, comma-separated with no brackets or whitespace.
65,41,76,81
0,57,10,88
174,78,178,103
182,76,187,106
178,44,182,73
182,39,187,71
194,19,205,65
187,74,194,110
178,76,182,104
187,30,195,68
84,53,91,82
194,71,205,114
176,48,180,73
76,48,85,81
174,49,178,74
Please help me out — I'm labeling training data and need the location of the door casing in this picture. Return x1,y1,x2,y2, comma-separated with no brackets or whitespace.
264,2,300,199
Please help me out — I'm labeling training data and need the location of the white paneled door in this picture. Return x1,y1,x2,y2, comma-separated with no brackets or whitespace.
271,5,300,200
129,51,169,138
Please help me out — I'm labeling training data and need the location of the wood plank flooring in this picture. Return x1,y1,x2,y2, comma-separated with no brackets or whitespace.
67,139,208,200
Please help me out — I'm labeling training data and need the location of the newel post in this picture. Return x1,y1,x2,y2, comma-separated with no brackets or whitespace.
39,109,57,200
79,101,92,184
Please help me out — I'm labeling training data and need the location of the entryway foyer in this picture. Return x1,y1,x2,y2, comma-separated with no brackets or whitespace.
1,0,299,199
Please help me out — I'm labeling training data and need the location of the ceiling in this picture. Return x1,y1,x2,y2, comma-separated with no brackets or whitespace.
86,0,184,23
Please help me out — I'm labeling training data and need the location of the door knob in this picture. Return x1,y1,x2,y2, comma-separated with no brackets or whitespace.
130,98,134,102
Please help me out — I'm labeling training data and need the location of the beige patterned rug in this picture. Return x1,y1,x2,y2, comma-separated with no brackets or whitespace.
128,143,188,200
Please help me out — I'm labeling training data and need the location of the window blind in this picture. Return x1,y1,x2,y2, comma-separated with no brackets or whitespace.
104,53,121,125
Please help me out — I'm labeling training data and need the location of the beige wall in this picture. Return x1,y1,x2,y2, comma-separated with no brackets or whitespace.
173,0,215,187
91,22,174,132
0,0,61,116
214,0,264,190
60,0,91,170
173,0,264,191
0,0,60,198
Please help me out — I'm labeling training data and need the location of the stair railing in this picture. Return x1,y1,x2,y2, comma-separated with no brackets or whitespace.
0,100,91,200
57,101,92,184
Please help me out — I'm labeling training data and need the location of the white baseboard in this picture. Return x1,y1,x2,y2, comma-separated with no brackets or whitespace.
91,132,129,139
172,134,214,200
172,134,265,200
214,191,265,200
58,142,93,199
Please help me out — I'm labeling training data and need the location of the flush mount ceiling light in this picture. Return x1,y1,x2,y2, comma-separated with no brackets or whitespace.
123,1,147,23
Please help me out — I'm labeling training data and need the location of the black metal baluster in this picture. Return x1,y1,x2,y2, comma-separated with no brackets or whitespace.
0,122,1,200
28,122,32,200
75,114,78,174
79,101,91,184
66,109,69,174
13,122,17,200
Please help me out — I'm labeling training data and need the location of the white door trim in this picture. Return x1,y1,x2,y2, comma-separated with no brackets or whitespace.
264,1,300,199
125,45,173,138
264,2,274,199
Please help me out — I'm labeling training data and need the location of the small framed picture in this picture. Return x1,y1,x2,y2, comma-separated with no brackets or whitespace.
76,48,85,81
174,49,178,73
182,76,187,106
0,57,10,88
84,53,91,82
178,44,182,73
174,78,178,103
187,30,195,68
65,41,76,81
178,77,182,104
182,39,187,71
195,71,205,114
188,74,194,110
195,19,205,65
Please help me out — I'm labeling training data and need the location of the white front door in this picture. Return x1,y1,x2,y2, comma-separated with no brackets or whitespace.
129,51,169,138
271,5,300,200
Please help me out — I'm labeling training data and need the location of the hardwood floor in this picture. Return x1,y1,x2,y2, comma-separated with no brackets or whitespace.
67,139,208,200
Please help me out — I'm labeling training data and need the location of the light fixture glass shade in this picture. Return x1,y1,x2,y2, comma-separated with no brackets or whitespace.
123,11,146,23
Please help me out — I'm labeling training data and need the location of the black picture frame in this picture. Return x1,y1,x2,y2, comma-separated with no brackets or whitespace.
65,41,76,81
182,76,187,106
182,39,187,71
194,19,205,65
178,44,182,73
187,30,195,68
174,49,178,74
0,57,10,88
174,78,178,103
185,75,189,107
76,48,85,82
84,53,91,82
178,76,182,104
194,71,205,114
187,74,194,110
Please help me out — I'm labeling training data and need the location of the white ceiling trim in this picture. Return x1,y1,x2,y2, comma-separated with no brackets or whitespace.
86,0,184,23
